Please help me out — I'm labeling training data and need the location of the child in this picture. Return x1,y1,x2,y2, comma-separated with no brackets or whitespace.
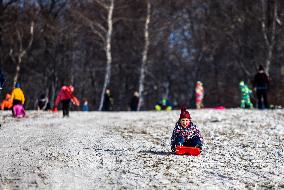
37,94,52,111
239,81,253,108
195,81,204,109
155,98,173,111
11,82,25,116
13,104,25,118
54,85,80,117
1,93,12,110
82,99,89,112
171,107,203,152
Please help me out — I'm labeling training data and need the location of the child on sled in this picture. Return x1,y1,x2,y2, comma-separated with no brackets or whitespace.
171,107,203,153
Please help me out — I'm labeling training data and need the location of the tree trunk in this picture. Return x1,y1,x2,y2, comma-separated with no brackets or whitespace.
12,22,34,87
261,0,277,75
99,0,114,111
137,0,151,111
70,51,75,85
13,57,22,87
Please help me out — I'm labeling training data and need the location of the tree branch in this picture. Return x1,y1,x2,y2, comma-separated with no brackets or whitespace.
94,0,108,10
71,10,106,43
3,0,17,10
261,0,270,47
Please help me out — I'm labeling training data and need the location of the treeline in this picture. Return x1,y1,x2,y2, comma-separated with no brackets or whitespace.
1,0,284,110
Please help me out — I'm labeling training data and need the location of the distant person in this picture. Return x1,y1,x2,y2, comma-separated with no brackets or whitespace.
54,85,80,117
195,81,204,109
253,65,270,109
129,91,139,111
102,89,113,111
239,81,253,108
11,82,25,117
37,94,51,111
82,99,89,112
1,93,12,110
13,104,25,118
155,98,173,111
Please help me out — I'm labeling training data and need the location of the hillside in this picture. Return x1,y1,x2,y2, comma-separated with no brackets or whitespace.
0,109,283,189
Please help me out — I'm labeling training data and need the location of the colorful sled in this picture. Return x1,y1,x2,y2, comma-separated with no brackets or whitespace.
175,146,201,156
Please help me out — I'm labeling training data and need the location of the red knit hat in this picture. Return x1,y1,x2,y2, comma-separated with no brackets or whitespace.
180,106,191,119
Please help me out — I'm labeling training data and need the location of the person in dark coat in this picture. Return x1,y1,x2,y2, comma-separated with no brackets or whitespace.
102,89,113,111
253,65,270,109
37,94,51,111
129,91,139,111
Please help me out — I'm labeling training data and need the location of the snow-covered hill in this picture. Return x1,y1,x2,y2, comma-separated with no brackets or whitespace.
0,109,283,189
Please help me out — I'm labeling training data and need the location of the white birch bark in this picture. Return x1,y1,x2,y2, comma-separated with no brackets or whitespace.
137,0,151,111
261,0,277,75
99,0,114,111
10,21,34,87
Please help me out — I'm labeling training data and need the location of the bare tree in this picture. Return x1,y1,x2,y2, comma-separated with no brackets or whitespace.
261,0,279,74
100,0,114,111
72,0,114,111
137,0,151,111
0,0,18,65
9,21,34,87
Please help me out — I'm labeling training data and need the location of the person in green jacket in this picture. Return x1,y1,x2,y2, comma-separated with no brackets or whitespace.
239,81,253,108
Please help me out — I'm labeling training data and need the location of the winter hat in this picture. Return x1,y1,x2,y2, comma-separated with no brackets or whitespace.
15,82,21,88
258,65,264,71
180,106,191,120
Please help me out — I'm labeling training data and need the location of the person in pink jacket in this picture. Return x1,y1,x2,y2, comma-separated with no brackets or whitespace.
195,81,204,109
53,85,80,117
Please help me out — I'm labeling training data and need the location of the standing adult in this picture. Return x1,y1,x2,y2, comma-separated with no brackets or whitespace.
102,89,113,111
253,65,270,109
129,91,139,111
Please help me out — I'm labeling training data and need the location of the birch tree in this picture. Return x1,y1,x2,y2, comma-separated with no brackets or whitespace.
9,21,34,87
137,0,151,111
261,0,280,74
72,0,114,111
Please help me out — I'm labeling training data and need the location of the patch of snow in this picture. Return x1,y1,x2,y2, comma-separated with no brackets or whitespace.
0,109,283,189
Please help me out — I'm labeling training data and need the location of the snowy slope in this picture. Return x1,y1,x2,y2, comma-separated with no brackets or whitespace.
0,109,283,189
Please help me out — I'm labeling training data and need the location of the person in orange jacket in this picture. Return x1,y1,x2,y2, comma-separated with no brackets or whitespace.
1,93,12,110
54,85,80,117
10,82,25,116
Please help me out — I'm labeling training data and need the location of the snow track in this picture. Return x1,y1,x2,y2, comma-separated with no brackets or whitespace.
0,109,283,189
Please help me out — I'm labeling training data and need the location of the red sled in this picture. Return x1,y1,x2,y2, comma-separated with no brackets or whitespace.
175,146,201,156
